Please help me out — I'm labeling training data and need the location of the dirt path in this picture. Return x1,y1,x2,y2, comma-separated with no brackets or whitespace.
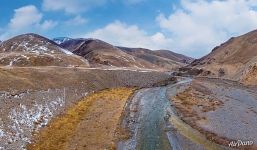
27,88,134,150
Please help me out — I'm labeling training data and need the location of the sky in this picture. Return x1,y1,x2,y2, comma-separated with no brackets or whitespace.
1,0,257,58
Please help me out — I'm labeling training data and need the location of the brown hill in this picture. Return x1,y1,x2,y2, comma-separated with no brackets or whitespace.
60,38,193,70
60,39,162,69
0,34,88,67
154,50,194,64
191,29,257,85
119,47,193,69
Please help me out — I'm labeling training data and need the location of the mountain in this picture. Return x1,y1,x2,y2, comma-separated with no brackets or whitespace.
119,47,193,69
0,33,88,67
59,38,165,69
191,29,257,85
0,33,193,69
154,50,194,64
59,38,192,70
53,37,73,45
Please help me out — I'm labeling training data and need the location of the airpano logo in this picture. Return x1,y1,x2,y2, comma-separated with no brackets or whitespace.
228,140,253,147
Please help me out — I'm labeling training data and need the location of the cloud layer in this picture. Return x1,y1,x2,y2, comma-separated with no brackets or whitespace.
1,5,57,39
156,0,257,57
65,16,87,26
86,0,257,58
86,21,173,50
42,0,107,14
42,0,147,14
9,5,43,30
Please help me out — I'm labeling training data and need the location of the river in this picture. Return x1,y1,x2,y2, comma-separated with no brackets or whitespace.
118,79,229,150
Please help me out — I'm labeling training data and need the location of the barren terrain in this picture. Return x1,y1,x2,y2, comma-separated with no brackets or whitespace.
168,78,257,149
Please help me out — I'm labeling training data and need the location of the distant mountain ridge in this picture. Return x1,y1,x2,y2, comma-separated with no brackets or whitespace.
154,50,194,64
118,47,194,64
0,33,194,70
54,37,194,70
58,38,162,69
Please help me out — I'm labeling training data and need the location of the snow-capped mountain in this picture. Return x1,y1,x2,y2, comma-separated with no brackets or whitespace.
53,37,73,45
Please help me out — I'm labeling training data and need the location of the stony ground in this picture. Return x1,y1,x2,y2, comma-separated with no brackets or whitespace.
168,77,257,149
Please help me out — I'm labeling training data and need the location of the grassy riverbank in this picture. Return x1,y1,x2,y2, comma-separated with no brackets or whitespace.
28,88,134,150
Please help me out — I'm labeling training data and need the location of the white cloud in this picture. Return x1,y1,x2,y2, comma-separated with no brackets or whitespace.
41,20,58,30
42,0,145,14
1,5,58,40
9,5,42,30
84,0,257,58
86,21,173,50
42,0,107,14
65,16,87,26
156,0,257,57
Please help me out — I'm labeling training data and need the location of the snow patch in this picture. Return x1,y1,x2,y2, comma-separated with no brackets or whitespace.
0,90,66,149
0,122,4,138
21,55,30,60
53,37,72,45
59,48,73,55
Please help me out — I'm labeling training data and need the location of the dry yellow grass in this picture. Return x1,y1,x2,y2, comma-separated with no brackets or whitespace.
173,87,223,117
27,88,134,150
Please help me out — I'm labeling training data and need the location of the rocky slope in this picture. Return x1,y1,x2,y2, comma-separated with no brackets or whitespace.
191,29,257,85
0,34,88,67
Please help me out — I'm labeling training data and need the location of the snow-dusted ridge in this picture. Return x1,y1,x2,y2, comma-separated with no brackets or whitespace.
53,37,73,45
59,48,74,55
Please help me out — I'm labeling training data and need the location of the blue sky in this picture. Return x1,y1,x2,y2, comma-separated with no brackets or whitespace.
1,0,257,58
